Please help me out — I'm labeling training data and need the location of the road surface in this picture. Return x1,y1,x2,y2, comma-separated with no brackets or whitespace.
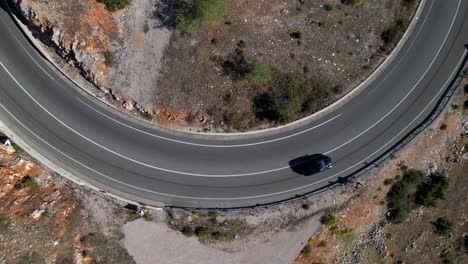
0,0,466,207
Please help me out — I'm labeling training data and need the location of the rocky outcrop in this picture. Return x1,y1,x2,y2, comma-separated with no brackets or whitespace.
11,0,121,88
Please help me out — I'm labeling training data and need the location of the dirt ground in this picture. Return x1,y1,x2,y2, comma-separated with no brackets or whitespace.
156,0,420,132
293,82,468,264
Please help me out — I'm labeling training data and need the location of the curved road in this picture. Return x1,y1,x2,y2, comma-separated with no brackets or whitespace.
0,0,467,208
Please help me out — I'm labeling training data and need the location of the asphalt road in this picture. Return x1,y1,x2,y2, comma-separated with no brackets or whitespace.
0,0,467,208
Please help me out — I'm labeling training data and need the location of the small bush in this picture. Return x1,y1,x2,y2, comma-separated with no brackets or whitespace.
415,173,449,207
321,214,339,229
301,244,312,257
464,84,468,94
439,124,448,130
103,51,114,67
247,59,273,83
383,179,394,186
97,0,129,12
433,217,453,237
307,237,315,246
16,176,37,189
291,31,305,40
195,227,211,239
191,210,200,215
386,170,425,223
464,100,468,110
181,227,195,237
40,210,49,218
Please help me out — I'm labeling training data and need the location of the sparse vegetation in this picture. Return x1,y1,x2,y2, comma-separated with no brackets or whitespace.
16,176,37,189
415,173,450,208
97,0,128,12
247,59,273,83
332,228,353,239
176,0,226,33
433,217,453,237
253,71,329,124
195,227,211,239
386,170,450,223
386,170,425,223
321,214,339,229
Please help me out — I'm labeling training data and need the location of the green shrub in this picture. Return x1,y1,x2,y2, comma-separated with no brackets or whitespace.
191,210,200,215
321,214,339,229
247,59,272,83
103,51,114,67
97,0,129,12
291,31,305,40
195,227,211,239
415,173,449,207
386,170,425,224
433,217,453,237
181,226,195,237
16,176,37,189
301,244,312,257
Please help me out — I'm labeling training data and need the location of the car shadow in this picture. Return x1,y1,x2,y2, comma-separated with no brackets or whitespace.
289,154,331,176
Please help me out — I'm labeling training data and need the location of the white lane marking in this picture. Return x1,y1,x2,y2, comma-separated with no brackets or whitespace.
76,97,341,148
0,51,464,201
366,0,435,96
0,0,461,178
0,60,338,176
0,0,462,179
0,15,55,81
325,0,460,155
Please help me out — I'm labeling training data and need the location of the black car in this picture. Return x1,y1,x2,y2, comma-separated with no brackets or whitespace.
289,154,333,176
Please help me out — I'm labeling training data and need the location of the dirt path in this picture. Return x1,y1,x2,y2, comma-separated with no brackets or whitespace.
109,0,172,108
122,214,321,264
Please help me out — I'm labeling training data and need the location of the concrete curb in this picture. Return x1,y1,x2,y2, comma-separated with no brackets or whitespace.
7,0,428,139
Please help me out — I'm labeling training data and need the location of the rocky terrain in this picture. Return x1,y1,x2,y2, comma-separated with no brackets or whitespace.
10,0,420,132
0,137,136,263
294,82,468,264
